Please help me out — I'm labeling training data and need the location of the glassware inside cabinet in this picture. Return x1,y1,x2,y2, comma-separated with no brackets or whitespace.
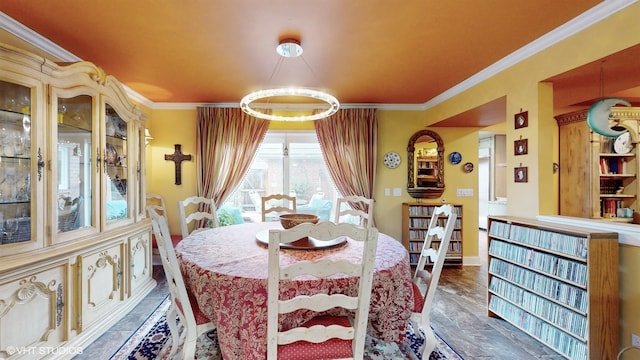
0,158,31,244
0,80,32,244
105,104,128,222
57,95,93,233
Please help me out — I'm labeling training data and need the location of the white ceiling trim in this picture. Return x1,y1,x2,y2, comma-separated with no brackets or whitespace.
0,12,80,62
1,1,637,112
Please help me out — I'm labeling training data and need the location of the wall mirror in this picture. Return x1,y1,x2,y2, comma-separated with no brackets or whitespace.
407,129,445,198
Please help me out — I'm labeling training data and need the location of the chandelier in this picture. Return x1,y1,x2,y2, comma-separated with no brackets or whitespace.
240,38,339,121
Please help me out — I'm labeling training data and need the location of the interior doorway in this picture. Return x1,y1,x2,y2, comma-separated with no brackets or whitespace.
478,137,492,230
478,134,507,230
478,156,490,230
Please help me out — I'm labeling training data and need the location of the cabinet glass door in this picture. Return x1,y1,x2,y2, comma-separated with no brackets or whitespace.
57,95,93,234
104,104,128,223
0,80,32,244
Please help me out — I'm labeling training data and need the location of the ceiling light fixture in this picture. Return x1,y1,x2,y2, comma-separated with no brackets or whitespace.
240,38,339,121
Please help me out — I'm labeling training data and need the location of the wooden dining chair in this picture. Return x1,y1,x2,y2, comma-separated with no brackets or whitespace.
147,207,216,360
177,196,219,238
409,204,457,358
261,193,297,222
146,193,182,246
146,193,169,221
335,196,374,228
267,222,379,359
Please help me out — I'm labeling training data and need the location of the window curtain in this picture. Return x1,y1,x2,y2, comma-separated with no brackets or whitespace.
196,107,270,207
314,108,377,222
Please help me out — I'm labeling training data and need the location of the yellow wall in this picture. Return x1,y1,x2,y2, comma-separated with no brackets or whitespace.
375,110,480,257
146,108,198,234
141,2,640,350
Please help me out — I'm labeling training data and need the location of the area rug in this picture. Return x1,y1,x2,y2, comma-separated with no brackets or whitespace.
111,297,463,360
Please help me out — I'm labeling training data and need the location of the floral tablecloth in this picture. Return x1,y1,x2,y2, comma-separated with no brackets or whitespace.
176,222,414,360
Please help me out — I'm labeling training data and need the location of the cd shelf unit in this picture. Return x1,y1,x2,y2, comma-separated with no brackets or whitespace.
401,203,463,268
487,216,619,360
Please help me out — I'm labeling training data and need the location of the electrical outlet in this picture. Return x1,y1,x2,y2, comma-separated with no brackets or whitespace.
632,333,640,347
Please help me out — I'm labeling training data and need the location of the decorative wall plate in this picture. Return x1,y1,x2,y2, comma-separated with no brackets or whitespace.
614,131,632,154
105,143,118,165
383,151,401,169
463,162,474,173
448,151,462,164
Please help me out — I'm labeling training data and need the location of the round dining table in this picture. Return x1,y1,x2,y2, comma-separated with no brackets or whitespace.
175,221,414,360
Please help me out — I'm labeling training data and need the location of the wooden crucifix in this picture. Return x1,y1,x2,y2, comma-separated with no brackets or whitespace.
164,144,192,185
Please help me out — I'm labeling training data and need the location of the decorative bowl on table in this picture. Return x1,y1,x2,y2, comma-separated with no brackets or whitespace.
279,213,319,229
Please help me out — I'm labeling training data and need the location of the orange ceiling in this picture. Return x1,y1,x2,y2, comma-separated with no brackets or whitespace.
0,0,605,108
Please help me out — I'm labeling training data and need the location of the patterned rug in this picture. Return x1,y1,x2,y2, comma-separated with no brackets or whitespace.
111,297,463,360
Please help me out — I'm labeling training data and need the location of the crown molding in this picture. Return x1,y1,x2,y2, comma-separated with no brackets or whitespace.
0,12,80,61
1,1,637,111
421,0,639,111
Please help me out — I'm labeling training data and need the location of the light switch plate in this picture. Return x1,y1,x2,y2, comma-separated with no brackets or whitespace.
456,188,474,197
393,188,402,197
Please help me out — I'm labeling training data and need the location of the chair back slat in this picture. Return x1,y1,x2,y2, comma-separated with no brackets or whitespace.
335,196,374,228
177,196,219,238
261,193,297,222
279,293,358,314
279,325,355,345
282,259,361,279
146,193,168,220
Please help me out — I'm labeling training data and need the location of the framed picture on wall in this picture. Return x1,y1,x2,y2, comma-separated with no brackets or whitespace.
514,166,528,183
514,111,528,129
514,139,528,155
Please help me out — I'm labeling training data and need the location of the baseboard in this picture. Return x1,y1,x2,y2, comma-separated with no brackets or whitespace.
463,256,483,266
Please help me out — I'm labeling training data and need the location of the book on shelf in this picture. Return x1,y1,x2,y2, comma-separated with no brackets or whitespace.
599,157,629,175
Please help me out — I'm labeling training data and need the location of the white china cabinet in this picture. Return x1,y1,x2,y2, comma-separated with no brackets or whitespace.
0,43,154,359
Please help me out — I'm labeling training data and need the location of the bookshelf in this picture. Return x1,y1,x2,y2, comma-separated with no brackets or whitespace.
597,136,636,220
487,216,619,360
556,107,638,222
401,203,463,268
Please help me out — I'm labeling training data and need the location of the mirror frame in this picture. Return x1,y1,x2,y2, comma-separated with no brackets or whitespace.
407,129,445,199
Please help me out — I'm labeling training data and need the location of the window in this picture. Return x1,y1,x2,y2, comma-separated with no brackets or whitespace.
225,131,339,223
